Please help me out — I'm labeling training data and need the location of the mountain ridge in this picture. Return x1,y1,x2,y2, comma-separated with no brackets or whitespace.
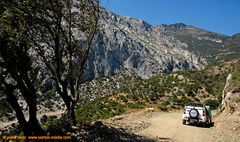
83,9,224,80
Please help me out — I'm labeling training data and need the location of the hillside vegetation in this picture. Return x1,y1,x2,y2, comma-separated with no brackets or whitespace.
76,60,240,123
1,61,238,124
158,23,240,64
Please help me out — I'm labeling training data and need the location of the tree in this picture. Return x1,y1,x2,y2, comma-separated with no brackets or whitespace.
0,0,44,135
26,0,99,125
0,0,99,136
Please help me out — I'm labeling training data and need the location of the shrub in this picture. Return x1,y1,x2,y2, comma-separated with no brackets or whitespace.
204,99,220,110
119,95,128,103
170,95,178,102
170,105,177,109
162,100,170,106
176,96,192,106
127,102,145,109
232,65,240,81
44,116,70,135
42,89,56,99
76,98,125,123
194,97,200,102
159,105,168,111
131,94,139,101
185,84,198,97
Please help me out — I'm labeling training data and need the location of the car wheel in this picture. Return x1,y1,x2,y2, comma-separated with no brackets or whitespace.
209,118,213,127
204,118,210,127
206,119,210,127
182,120,186,125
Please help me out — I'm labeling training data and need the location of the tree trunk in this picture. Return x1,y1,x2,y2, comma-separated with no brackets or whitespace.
69,102,77,125
28,93,45,135
5,84,45,136
64,101,77,126
28,117,45,135
6,90,30,136
58,82,77,125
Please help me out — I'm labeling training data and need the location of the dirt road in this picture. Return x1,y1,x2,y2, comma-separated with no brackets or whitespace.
136,112,215,142
105,110,217,142
2,110,238,141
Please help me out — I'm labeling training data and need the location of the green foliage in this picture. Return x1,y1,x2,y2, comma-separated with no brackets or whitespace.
159,105,168,111
170,95,178,102
43,116,70,135
178,69,227,102
76,98,125,123
184,83,198,97
204,99,220,110
41,89,56,99
172,30,240,64
127,102,145,109
131,94,139,101
162,100,170,106
232,65,240,81
75,61,240,123
118,95,128,103
110,65,228,110
45,100,54,109
226,64,240,92
174,96,192,106
194,96,200,102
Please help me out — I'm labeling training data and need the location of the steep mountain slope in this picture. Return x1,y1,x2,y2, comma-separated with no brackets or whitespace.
154,23,240,64
82,9,240,80
83,9,207,80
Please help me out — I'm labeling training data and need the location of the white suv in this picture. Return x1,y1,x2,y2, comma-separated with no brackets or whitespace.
182,103,212,126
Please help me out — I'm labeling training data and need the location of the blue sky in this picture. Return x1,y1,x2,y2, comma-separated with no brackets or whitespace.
101,0,240,36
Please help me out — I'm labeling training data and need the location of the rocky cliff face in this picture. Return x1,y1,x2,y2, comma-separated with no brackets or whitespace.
219,60,240,114
221,84,240,114
213,61,240,142
82,9,208,80
221,70,240,114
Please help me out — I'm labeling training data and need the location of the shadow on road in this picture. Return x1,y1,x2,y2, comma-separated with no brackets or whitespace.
186,122,215,128
70,121,168,142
